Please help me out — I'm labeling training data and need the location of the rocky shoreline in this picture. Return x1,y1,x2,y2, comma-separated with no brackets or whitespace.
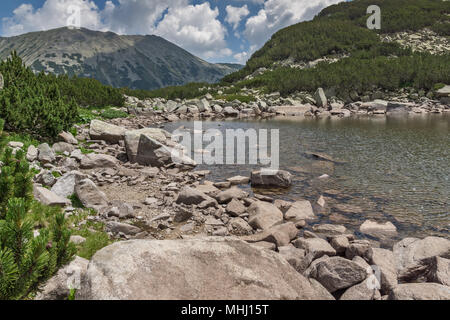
6,89,448,300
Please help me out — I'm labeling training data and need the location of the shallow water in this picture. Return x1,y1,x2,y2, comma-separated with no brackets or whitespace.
162,114,450,241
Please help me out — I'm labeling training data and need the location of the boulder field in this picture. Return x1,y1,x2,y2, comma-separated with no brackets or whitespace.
9,94,448,301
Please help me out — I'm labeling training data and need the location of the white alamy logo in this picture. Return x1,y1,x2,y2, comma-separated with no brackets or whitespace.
367,5,381,30
66,4,81,29
172,121,280,172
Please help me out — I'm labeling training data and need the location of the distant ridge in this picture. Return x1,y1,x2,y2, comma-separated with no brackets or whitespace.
0,27,243,90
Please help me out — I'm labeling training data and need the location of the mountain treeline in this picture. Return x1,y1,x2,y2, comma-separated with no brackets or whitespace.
0,52,125,138
223,0,450,85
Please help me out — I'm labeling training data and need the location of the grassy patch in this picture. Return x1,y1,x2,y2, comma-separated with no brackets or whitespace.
214,94,256,103
76,231,111,260
100,108,129,119
69,193,84,209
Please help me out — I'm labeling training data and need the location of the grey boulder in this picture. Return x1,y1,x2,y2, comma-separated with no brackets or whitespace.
77,238,326,300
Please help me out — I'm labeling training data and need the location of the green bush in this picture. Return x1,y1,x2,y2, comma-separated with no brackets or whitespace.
0,120,75,300
0,52,78,138
240,53,450,98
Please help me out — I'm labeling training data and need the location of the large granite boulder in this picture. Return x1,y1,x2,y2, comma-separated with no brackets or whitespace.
35,256,89,300
77,238,326,300
124,128,169,163
135,134,196,169
393,237,450,281
89,120,126,144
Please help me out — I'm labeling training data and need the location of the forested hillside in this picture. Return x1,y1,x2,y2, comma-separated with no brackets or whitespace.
221,0,450,98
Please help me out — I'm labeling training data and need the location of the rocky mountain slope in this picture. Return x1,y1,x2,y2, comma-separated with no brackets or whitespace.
0,27,242,90
222,0,449,99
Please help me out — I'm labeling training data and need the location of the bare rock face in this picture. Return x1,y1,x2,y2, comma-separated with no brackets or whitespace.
35,256,89,300
75,178,108,211
89,120,126,144
309,256,367,293
251,170,292,188
389,283,450,300
77,238,326,300
393,237,450,281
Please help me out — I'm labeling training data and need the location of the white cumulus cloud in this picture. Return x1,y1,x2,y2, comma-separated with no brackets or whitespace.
244,0,344,56
225,5,250,30
2,0,231,61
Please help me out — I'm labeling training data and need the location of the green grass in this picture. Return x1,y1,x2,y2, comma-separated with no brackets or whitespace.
3,132,40,149
52,171,62,178
76,231,111,260
214,94,256,103
100,108,129,119
69,194,84,209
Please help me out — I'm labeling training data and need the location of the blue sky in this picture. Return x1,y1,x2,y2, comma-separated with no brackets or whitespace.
0,0,344,63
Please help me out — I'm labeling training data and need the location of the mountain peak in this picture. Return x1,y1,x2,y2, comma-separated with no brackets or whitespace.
0,27,242,90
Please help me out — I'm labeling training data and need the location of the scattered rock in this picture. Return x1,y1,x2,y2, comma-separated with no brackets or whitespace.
393,237,450,281
89,120,126,144
340,281,381,300
360,220,397,238
389,283,450,300
26,145,38,162
124,128,168,163
176,186,213,205
38,143,56,164
310,256,368,293
51,171,85,198
284,200,315,221
75,178,108,211
215,187,248,204
106,221,141,236
293,237,336,260
80,154,118,169
33,185,71,207
251,169,292,188
58,131,78,145
228,217,253,236
226,198,247,217
248,201,284,230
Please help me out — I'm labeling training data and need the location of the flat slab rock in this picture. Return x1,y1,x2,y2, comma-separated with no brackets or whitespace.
77,238,328,300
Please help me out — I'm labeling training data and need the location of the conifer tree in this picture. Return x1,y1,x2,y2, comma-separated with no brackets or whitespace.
0,119,76,300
